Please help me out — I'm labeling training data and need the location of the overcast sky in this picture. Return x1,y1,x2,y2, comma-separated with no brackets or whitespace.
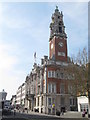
0,2,88,99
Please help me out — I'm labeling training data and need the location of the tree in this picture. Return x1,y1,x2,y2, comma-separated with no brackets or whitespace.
70,47,88,96
68,47,90,116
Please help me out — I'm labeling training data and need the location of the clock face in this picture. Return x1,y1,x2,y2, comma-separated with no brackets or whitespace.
59,42,63,47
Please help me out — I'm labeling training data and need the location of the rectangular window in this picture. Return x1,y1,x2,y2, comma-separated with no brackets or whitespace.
61,97,65,105
31,85,33,94
54,84,56,93
48,83,51,93
68,85,73,94
54,71,55,78
70,98,72,105
52,84,56,93
48,98,51,105
70,98,75,105
48,71,55,78
48,71,51,78
73,98,74,105
42,96,43,106
52,84,54,93
61,73,63,78
59,27,62,33
60,83,65,94
52,71,54,77
52,98,55,104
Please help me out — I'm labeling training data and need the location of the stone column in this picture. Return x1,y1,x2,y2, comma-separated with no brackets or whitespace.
36,97,38,108
39,96,42,113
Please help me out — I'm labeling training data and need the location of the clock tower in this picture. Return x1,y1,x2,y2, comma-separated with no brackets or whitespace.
49,6,67,62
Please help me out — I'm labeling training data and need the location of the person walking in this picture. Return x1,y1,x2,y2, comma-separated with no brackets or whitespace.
82,109,86,117
14,109,16,117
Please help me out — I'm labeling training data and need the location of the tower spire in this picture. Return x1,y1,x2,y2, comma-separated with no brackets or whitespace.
49,6,67,41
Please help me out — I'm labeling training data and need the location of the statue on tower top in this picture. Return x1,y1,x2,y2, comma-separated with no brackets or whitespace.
55,6,59,12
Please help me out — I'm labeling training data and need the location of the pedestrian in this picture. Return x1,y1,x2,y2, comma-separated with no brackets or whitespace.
14,109,16,117
19,109,20,113
61,108,64,115
27,109,28,114
62,110,64,115
82,109,85,117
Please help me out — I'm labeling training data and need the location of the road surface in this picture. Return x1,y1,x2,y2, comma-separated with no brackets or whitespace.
0,111,89,120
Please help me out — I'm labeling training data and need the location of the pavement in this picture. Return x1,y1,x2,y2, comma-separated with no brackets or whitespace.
60,111,88,118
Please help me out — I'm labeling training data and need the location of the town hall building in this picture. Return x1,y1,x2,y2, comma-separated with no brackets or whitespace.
24,6,77,115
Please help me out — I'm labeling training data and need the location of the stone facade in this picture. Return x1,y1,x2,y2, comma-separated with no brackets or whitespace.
11,95,16,106
16,83,26,109
25,59,77,114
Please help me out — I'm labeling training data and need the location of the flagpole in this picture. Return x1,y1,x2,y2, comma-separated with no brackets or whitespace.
34,52,36,63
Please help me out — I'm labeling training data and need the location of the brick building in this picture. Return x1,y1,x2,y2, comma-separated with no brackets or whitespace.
25,6,77,114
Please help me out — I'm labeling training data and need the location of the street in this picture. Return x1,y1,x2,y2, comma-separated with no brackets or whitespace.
0,111,89,120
